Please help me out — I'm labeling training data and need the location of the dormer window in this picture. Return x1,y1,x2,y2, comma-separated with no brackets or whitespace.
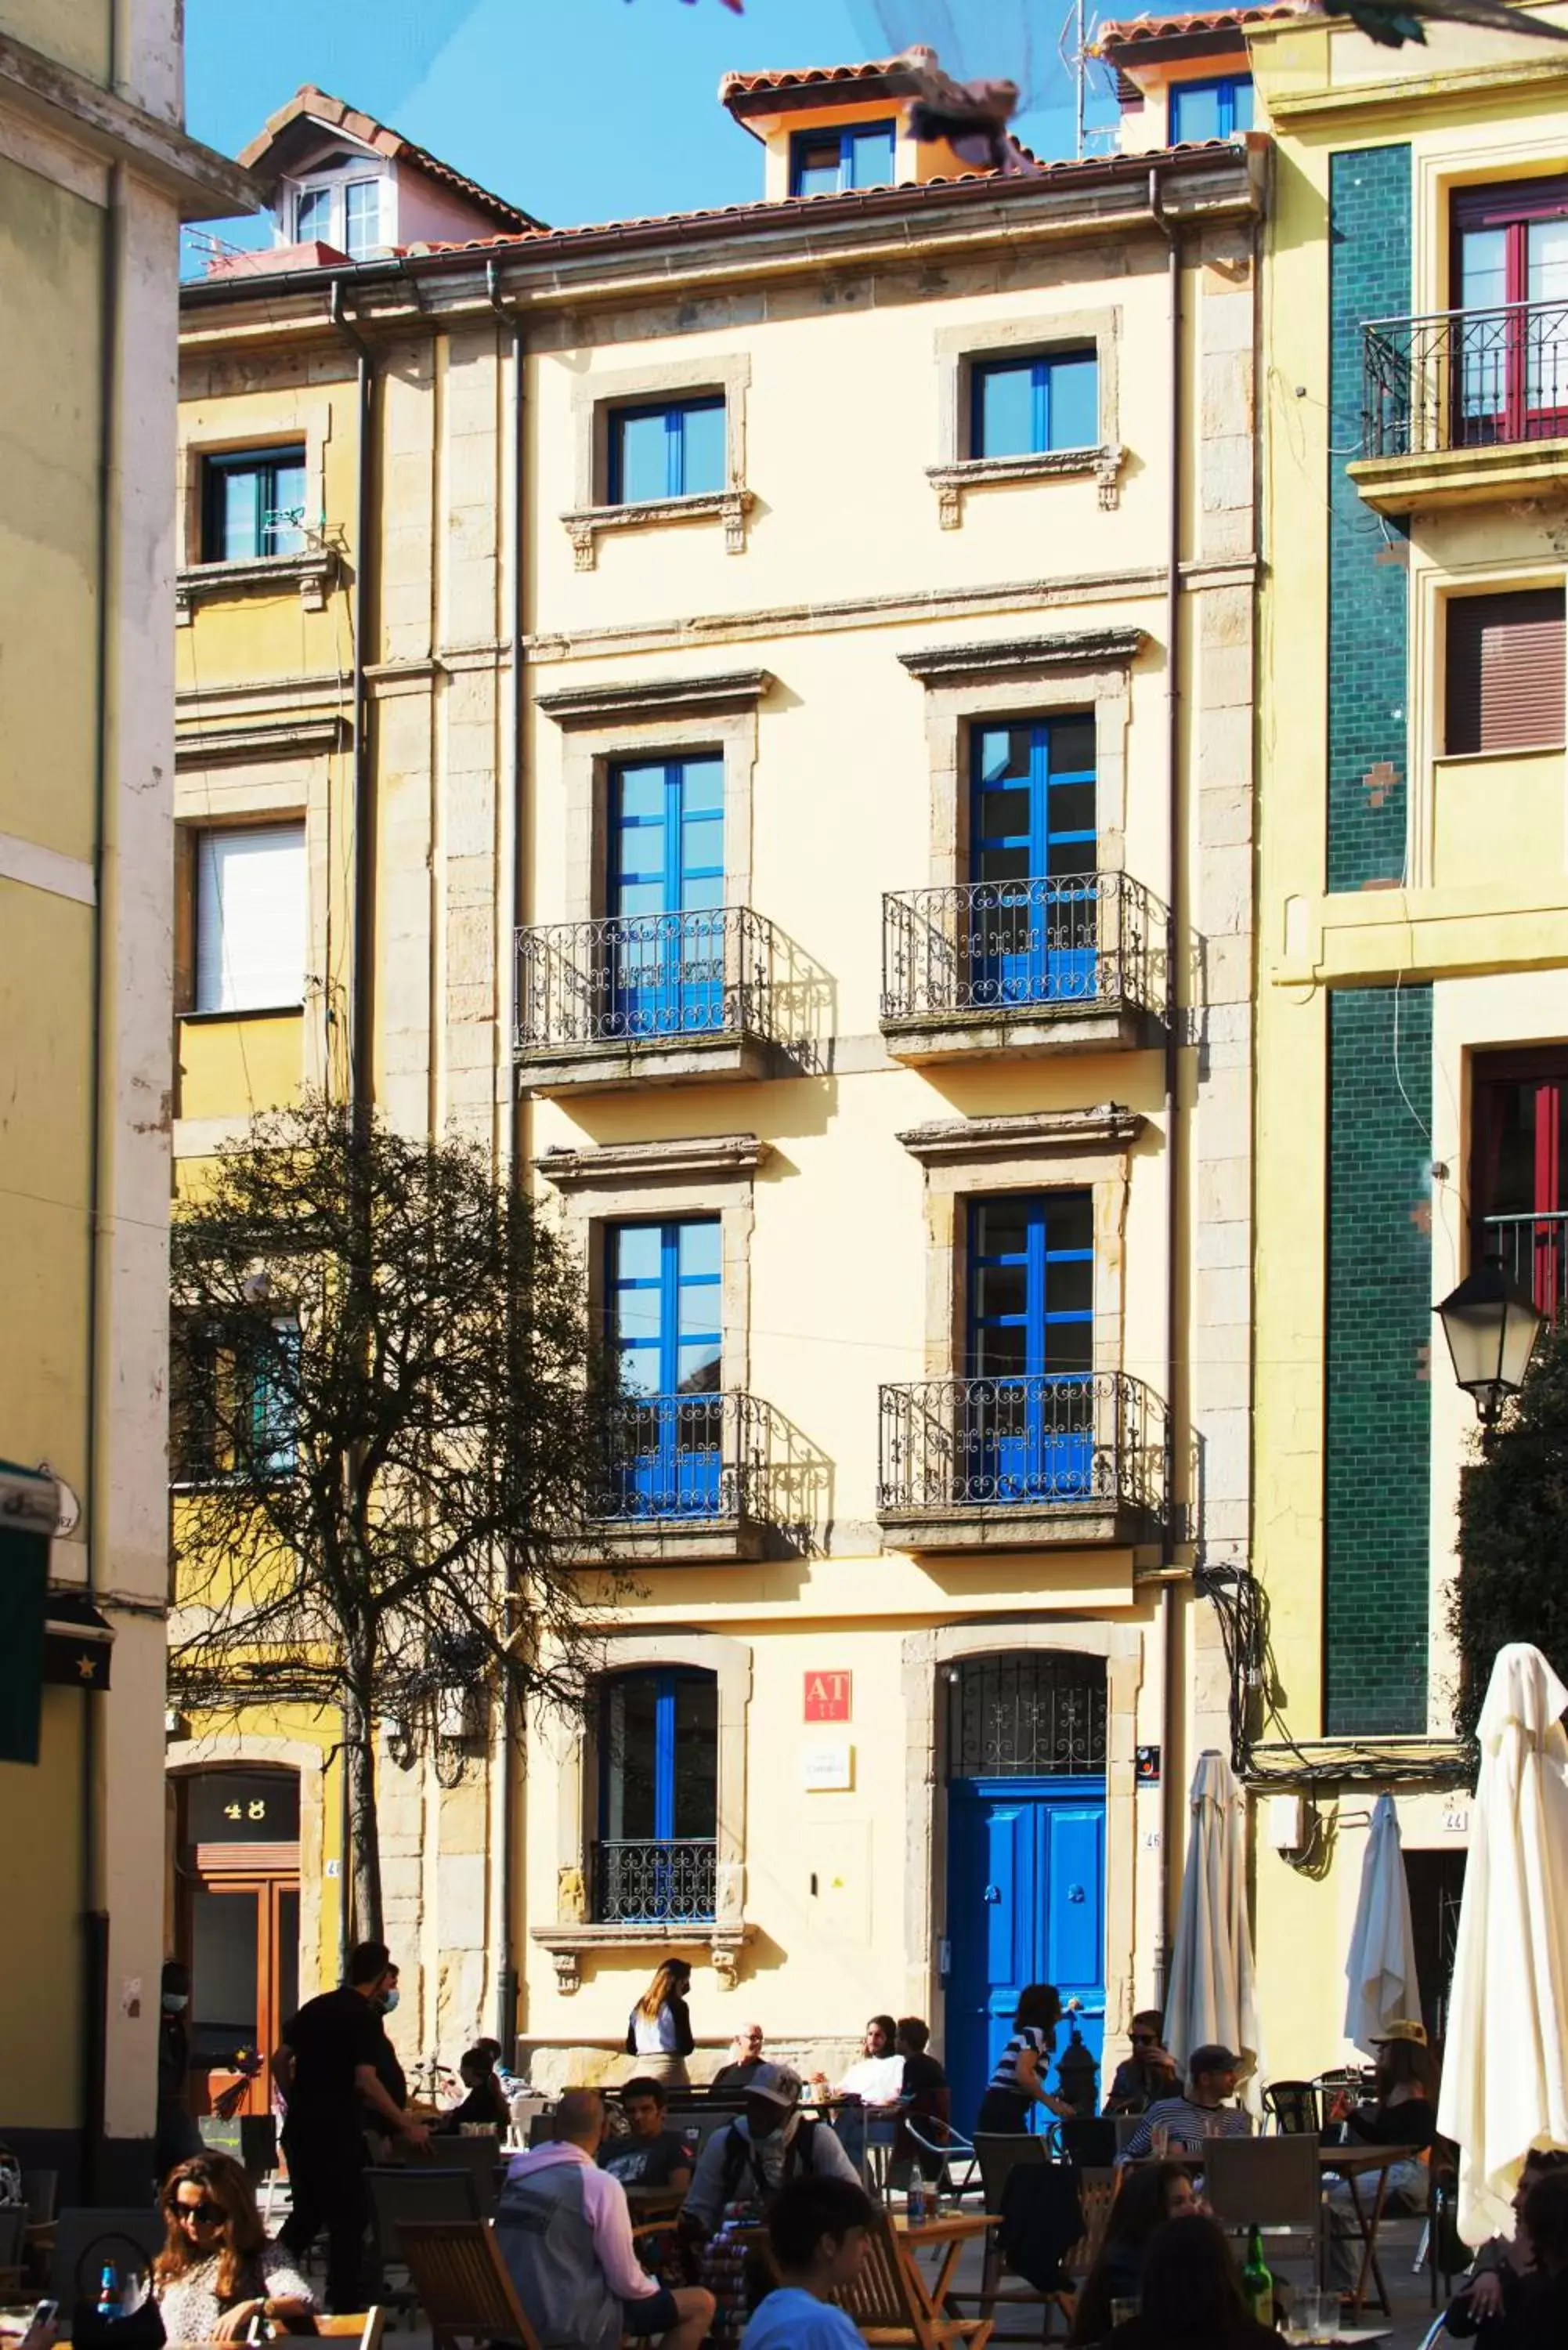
790,121,896,199
1169,76,1252,144
291,172,383,258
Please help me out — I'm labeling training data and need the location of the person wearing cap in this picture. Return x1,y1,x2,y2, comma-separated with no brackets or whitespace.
1118,2045,1252,2163
1323,2019,1437,2293
678,2060,860,2238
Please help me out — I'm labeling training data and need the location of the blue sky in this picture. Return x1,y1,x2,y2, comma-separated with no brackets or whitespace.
184,0,1125,264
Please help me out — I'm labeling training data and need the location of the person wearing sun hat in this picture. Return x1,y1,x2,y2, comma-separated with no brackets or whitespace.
1324,2016,1439,2291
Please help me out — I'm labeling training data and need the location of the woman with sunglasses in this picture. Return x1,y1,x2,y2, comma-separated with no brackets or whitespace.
154,2153,315,2343
1105,2011,1181,2117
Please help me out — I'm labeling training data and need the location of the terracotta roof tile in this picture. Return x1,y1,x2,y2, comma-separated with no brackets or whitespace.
1093,3,1307,50
719,51,934,106
237,85,542,232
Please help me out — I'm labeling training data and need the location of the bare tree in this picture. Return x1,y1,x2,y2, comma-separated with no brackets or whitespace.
168,1095,615,1940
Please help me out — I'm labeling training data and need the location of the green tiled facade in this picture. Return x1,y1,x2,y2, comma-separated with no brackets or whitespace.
1324,985,1433,1734
1328,145,1411,895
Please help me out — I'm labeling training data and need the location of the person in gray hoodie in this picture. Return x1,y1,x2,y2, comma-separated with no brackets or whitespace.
496,2089,713,2350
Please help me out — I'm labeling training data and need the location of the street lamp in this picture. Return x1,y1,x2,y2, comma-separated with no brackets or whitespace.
1434,1258,1546,1426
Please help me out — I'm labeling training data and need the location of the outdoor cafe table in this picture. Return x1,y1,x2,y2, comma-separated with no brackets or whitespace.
891,2210,999,2319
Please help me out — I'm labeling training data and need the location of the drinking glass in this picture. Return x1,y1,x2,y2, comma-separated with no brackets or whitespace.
1150,2122,1169,2157
1287,2288,1333,2341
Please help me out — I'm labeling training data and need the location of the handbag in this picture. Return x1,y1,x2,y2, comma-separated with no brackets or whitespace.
72,2232,168,2350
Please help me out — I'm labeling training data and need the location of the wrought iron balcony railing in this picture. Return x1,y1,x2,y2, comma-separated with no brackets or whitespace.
880,872,1169,1027
597,1390,762,1522
593,1837,717,1925
1479,1210,1568,1320
878,1370,1170,1523
1363,300,1568,461
515,906,782,1054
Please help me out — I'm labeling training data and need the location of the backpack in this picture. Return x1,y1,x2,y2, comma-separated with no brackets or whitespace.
715,2117,819,2209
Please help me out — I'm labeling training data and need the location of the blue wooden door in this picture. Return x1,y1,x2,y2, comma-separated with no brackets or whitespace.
607,1220,722,1515
946,1777,1107,2129
610,756,724,1035
967,1195,1094,1502
970,718,1097,1005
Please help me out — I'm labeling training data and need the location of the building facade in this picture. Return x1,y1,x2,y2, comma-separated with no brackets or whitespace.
171,53,1264,2114
1237,4,1568,2073
0,0,253,2192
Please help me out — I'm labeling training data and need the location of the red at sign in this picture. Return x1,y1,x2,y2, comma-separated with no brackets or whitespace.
804,1671,852,1723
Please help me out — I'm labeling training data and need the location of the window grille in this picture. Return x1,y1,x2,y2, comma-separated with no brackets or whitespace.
947,1652,1107,1778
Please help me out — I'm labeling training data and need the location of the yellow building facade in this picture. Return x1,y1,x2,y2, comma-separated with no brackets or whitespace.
1237,3,1568,2075
172,55,1266,2114
0,0,253,2191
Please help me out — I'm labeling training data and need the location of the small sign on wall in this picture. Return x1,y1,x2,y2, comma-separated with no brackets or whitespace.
802,1737,854,1791
804,1671,852,1723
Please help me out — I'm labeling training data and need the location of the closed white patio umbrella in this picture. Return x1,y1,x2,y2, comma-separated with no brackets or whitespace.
1437,1643,1568,2245
1344,1792,1421,2058
1164,1749,1262,2085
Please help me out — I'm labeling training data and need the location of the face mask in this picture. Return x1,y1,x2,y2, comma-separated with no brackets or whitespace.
162,1994,189,2013
379,1987,400,2014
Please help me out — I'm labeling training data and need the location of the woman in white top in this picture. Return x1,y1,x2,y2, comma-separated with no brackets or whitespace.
836,2015,905,2105
625,1958,695,2085
153,2153,314,2345
975,1983,1075,2135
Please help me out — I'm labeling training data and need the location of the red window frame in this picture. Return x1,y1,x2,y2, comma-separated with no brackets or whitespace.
1471,1048,1568,1315
1451,177,1568,445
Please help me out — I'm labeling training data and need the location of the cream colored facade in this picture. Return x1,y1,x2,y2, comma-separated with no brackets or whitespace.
172,66,1264,2106
0,0,254,2191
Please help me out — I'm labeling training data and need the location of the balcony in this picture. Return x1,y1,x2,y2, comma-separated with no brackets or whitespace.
592,1390,768,1564
880,873,1169,1065
1479,1210,1568,1321
592,1837,717,1926
515,907,791,1093
876,1370,1169,1553
1353,301,1568,513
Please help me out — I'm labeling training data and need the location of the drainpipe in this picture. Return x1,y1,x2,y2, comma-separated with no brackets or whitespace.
1149,164,1184,2001
327,283,375,1139
486,259,526,2059
79,151,125,2205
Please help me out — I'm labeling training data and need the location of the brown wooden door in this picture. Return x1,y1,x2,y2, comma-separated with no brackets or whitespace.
178,1770,302,2117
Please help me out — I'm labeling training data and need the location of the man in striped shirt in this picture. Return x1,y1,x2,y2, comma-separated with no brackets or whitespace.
1118,2045,1252,2161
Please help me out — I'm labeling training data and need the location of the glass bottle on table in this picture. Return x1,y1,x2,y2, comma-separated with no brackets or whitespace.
1242,2223,1274,2327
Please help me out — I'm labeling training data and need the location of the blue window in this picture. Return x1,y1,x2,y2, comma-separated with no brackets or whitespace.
173,1314,298,1483
598,1668,718,1922
970,717,1098,1005
790,120,896,198
609,755,725,1036
970,351,1098,460
606,1219,723,1517
967,1195,1094,1502
609,396,726,504
203,448,308,562
1169,75,1253,143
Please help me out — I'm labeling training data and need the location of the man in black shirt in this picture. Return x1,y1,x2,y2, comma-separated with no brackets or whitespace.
275,1940,429,2308
599,2078,694,2193
893,2018,949,2184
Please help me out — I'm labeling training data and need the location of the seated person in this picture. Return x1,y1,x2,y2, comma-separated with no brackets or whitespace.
437,2042,510,2133
1323,2022,1437,2291
837,2016,905,2105
1105,2010,1181,2116
742,2174,877,2348
891,2018,948,2183
153,2153,315,2346
681,2064,862,2240
712,2023,768,2092
1449,2149,1568,2341
497,2087,713,2350
1069,2162,1198,2345
600,2077,694,2194
1104,2213,1279,2349
1118,2044,1252,2161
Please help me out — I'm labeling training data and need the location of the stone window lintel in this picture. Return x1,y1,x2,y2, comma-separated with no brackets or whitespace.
538,1133,771,1191
537,670,772,728
897,1106,1145,1168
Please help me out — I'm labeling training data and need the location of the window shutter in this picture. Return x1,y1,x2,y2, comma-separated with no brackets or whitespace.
195,825,307,1011
1445,588,1566,754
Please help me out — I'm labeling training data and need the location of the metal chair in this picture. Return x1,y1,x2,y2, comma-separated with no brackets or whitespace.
831,2205,994,2348
366,2166,482,2265
398,2218,541,2350
0,2210,26,2295
1201,2133,1325,2286
404,2134,504,2211
1060,2117,1118,2168
961,2136,1068,2334
20,2171,58,2226
49,2208,163,2321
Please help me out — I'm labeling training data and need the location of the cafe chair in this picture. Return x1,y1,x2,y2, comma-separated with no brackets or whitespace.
832,2206,994,2349
49,2207,163,2321
392,2133,504,2212
398,2218,543,2350
0,2209,26,2298
1263,2081,1324,2137
20,2171,58,2227
313,2311,386,2350
1201,2134,1324,2287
